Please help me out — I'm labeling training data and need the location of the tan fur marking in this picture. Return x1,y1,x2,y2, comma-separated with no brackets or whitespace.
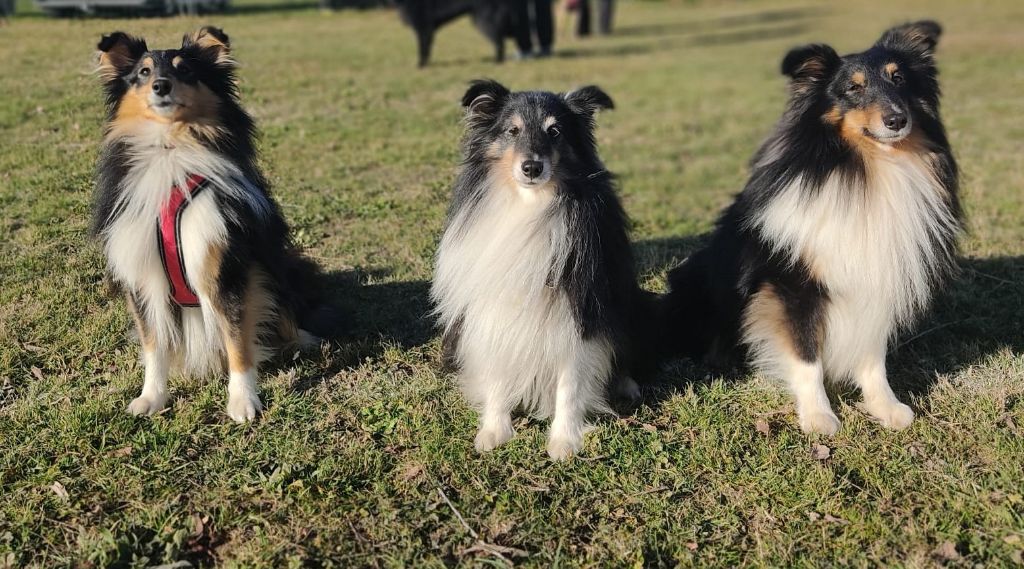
106,78,223,144
218,273,263,375
838,106,886,154
822,106,842,125
885,62,899,76
199,243,225,297
744,284,822,360
98,50,142,82
496,147,520,189
185,28,231,63
851,71,866,86
125,293,155,352
745,284,799,358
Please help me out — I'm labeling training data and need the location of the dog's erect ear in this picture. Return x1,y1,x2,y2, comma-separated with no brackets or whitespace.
781,43,840,91
96,32,148,82
877,20,942,57
183,26,232,64
461,79,510,124
563,85,615,117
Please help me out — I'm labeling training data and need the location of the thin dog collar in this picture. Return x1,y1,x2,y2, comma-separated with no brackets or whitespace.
157,174,209,307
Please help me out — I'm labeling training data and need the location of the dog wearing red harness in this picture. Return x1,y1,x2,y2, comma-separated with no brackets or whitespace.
93,27,333,422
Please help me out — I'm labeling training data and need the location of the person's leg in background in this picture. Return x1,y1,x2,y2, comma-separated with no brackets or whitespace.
598,0,614,34
532,0,555,56
576,0,592,37
514,0,534,58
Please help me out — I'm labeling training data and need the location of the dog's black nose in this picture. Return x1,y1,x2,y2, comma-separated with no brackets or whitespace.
521,160,544,179
883,112,907,131
152,79,172,97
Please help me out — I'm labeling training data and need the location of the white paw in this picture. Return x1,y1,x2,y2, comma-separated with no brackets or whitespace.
799,410,841,435
865,400,914,430
226,391,262,423
546,435,582,461
474,423,514,452
126,394,167,417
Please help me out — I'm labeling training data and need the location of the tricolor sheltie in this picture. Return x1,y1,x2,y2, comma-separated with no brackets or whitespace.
432,80,650,459
93,27,332,422
663,21,962,434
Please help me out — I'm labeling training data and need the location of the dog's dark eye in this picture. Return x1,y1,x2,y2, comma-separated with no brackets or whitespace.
891,71,905,86
139,67,151,78
547,126,561,139
176,62,192,75
507,126,520,137
846,83,863,95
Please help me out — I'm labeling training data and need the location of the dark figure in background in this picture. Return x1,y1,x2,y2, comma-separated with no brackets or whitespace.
514,0,554,57
0,0,14,23
577,0,614,36
396,0,531,67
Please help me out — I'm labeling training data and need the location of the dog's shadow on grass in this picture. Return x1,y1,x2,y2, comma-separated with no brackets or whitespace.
634,234,1024,405
890,255,1024,396
287,268,434,393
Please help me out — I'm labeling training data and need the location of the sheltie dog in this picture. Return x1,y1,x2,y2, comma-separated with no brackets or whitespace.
432,80,651,459
663,21,962,434
93,27,332,422
395,0,528,67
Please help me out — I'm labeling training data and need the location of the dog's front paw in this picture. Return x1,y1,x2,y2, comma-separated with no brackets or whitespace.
798,410,841,435
226,391,262,423
474,423,514,453
546,435,582,461
865,400,914,430
127,393,167,417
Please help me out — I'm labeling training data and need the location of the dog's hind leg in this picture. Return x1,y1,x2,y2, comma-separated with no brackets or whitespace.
548,338,614,460
125,291,171,417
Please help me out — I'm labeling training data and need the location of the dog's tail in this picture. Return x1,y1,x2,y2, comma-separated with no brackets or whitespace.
657,250,721,362
280,251,348,343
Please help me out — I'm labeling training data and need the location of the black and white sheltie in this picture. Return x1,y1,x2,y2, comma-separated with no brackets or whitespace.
93,27,331,422
663,21,962,434
432,80,651,459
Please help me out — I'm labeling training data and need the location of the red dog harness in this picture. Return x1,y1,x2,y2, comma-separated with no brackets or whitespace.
157,174,209,307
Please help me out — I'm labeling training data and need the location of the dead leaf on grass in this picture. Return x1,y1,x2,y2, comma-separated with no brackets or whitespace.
107,446,133,458
50,482,69,501
932,540,960,561
398,462,424,482
754,419,770,435
810,443,831,460
30,366,44,381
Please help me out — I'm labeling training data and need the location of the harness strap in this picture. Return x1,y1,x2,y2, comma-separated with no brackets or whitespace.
157,174,209,307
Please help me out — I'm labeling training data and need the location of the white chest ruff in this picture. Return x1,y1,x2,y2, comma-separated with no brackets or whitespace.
101,131,263,374
432,184,601,415
754,153,958,374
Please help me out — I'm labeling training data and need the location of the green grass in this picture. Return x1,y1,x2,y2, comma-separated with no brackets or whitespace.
2,0,1023,566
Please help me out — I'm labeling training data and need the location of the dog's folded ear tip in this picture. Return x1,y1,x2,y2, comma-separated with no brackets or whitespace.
97,31,128,51
461,79,510,110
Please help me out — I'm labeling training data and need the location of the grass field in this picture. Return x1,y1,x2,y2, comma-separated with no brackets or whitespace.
2,0,1023,566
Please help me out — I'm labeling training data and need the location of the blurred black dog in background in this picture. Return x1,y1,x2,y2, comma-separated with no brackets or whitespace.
396,0,530,67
